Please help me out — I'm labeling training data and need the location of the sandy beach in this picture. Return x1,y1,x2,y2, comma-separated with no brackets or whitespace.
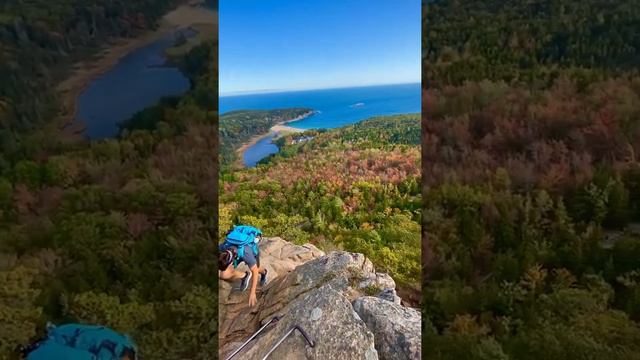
270,124,305,133
234,123,304,160
54,4,216,140
164,5,217,25
233,111,314,168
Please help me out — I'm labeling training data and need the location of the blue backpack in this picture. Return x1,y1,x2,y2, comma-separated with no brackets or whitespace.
221,225,262,268
26,323,137,360
27,342,96,360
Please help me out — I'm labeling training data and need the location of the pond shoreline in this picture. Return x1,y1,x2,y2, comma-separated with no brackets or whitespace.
55,4,215,141
234,110,315,168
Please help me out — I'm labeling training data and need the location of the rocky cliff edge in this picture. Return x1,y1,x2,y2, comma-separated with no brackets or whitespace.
218,237,421,360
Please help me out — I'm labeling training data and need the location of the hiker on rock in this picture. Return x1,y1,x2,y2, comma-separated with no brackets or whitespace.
18,323,137,360
219,225,268,307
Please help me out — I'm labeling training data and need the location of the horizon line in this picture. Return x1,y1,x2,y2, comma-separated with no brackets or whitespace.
219,81,421,98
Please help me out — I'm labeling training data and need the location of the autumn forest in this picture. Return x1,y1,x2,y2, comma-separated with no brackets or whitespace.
423,0,640,358
219,114,422,299
1,1,218,358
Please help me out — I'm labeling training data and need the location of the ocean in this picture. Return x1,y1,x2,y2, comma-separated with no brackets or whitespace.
220,83,421,129
220,83,421,166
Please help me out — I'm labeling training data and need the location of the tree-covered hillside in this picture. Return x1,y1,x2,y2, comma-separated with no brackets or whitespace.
423,1,640,358
220,114,422,293
0,35,218,360
425,0,640,88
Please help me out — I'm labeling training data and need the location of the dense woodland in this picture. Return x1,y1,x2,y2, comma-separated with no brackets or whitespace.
220,114,422,292
0,1,218,358
424,1,640,358
218,108,312,167
425,0,640,88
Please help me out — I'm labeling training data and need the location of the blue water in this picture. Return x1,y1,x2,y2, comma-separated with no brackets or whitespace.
244,133,279,167
220,83,421,166
77,31,194,139
220,83,420,128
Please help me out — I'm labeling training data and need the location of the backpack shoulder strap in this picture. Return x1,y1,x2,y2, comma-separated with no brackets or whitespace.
236,245,245,260
251,242,259,257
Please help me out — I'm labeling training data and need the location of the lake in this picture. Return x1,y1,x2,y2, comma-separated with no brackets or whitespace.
220,83,421,166
77,30,195,139
243,133,279,167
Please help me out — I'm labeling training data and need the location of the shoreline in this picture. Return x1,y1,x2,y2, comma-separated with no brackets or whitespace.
234,110,315,168
278,110,316,128
54,4,215,141
270,124,305,133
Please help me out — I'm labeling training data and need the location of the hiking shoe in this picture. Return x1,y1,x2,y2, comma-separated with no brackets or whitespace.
240,271,252,291
259,269,268,286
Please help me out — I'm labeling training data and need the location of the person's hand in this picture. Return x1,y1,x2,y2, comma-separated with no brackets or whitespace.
249,292,257,307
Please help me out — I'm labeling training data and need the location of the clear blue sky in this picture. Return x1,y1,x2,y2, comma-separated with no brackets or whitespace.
219,0,421,95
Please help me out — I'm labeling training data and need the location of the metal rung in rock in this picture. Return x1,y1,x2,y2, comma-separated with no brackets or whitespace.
225,315,284,360
261,325,315,360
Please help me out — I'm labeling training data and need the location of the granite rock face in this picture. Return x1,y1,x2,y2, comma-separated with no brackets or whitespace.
353,296,422,360
377,288,402,305
218,237,420,360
